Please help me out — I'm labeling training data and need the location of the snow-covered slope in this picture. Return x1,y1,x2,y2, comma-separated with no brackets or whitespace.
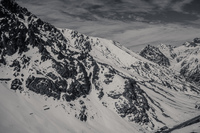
141,39,200,86
172,123,200,133
0,81,142,133
1,0,200,133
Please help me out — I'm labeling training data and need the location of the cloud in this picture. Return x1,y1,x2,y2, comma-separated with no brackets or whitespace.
150,0,172,10
170,0,193,12
16,0,200,24
140,0,194,12
15,0,200,53
182,0,200,14
119,24,200,50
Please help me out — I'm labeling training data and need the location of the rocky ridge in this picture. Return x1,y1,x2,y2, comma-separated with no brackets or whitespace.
140,39,200,86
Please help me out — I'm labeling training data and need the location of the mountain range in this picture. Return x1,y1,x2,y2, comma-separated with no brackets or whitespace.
0,0,200,133
140,39,200,86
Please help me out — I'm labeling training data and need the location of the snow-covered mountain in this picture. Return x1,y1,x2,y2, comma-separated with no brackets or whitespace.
1,0,200,133
139,45,170,67
140,39,200,86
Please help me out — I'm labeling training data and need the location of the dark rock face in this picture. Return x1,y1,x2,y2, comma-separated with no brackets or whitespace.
10,60,21,72
180,64,200,85
0,0,68,59
0,1,31,56
11,78,23,91
63,79,91,101
79,105,87,121
28,77,60,99
70,31,92,53
0,0,92,102
140,45,170,67
104,69,115,85
139,42,200,86
194,38,200,43
115,79,150,123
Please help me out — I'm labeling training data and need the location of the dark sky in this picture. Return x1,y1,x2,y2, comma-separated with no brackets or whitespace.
16,0,200,51
85,0,200,25
18,0,200,25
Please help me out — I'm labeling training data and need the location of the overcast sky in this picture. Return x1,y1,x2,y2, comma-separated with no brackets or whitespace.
16,0,200,52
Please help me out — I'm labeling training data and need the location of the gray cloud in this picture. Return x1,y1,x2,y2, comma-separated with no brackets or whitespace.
16,0,200,52
183,0,200,14
16,0,200,24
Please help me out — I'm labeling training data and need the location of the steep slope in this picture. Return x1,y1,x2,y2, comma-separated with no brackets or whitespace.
141,39,200,86
139,45,170,67
1,0,200,133
170,40,200,85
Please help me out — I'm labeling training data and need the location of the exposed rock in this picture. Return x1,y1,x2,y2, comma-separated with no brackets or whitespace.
140,45,170,67
11,78,23,90
115,79,150,123
27,77,60,99
10,59,21,72
194,38,200,43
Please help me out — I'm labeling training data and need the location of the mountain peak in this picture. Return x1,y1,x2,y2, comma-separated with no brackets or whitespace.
139,39,200,86
183,37,200,47
139,44,170,66
158,43,176,50
1,0,30,16
194,37,200,43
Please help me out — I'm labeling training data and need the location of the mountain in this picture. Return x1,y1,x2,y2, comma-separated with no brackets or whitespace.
140,39,200,86
1,0,200,133
139,44,170,67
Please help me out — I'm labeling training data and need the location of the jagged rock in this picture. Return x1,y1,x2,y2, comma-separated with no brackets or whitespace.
70,31,92,53
21,55,30,68
194,38,200,43
140,45,170,67
98,90,104,99
104,73,114,84
195,102,200,109
11,78,23,90
114,79,150,123
27,77,60,99
79,100,84,105
140,41,200,86
55,78,68,92
66,80,91,101
10,59,21,72
79,105,87,121
46,72,58,80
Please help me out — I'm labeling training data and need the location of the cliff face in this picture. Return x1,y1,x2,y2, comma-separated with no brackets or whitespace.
140,45,170,67
140,40,200,86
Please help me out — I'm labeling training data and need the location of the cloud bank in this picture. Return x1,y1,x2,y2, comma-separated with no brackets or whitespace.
16,0,200,51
